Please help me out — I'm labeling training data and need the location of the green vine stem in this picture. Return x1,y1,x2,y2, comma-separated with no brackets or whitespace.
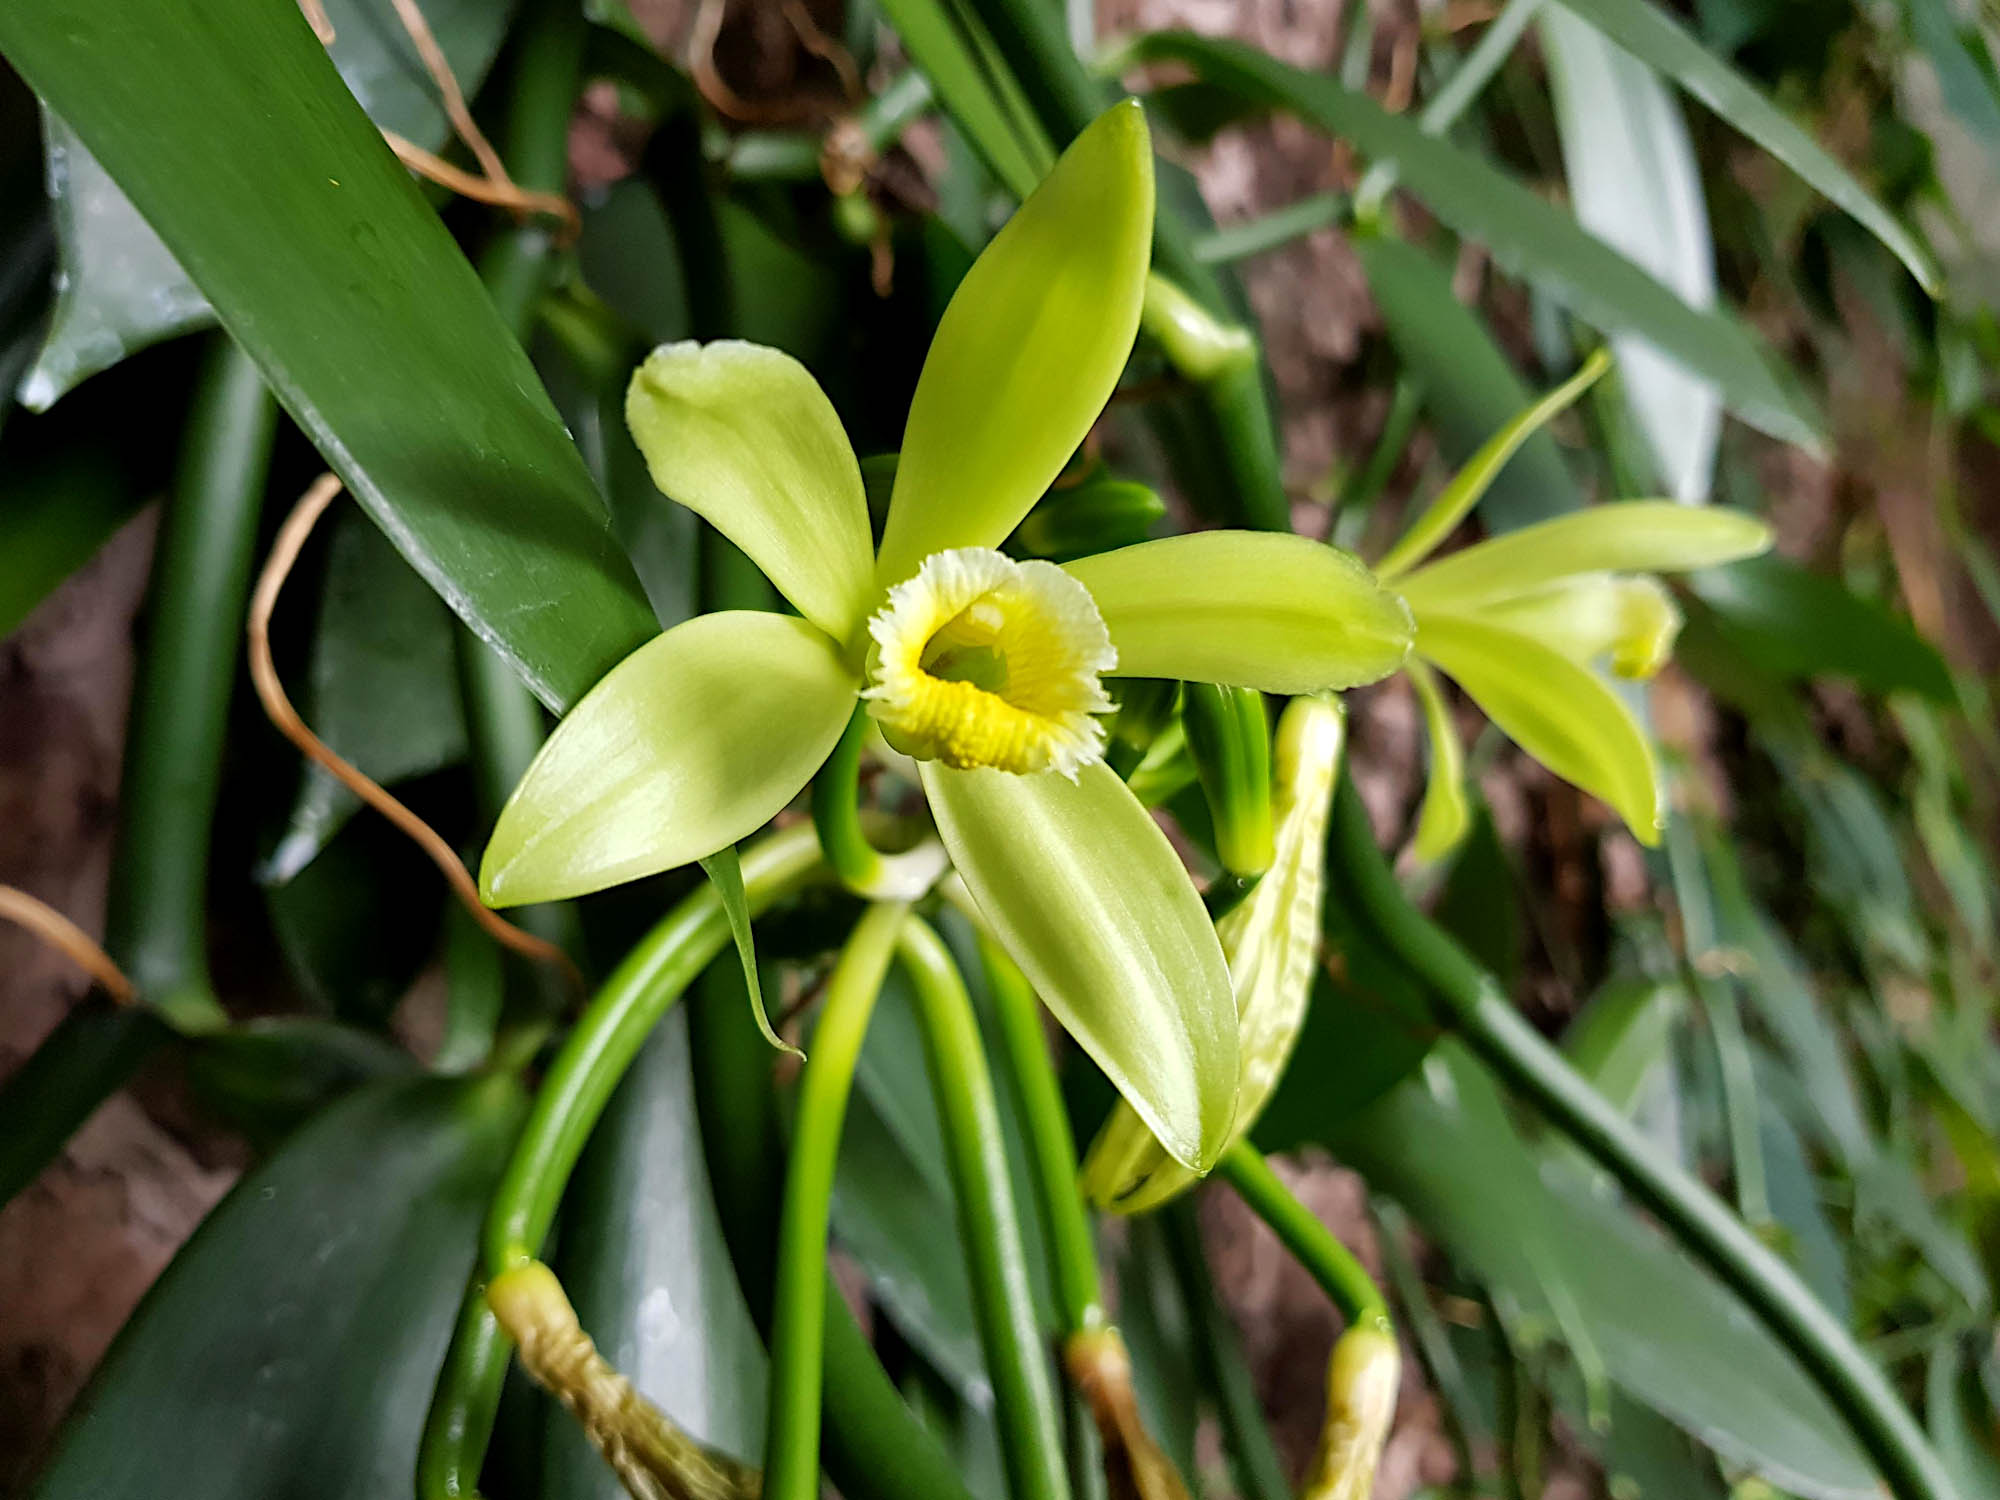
688,957,982,1500
765,901,909,1500
1159,1202,1289,1500
899,918,1071,1500
728,69,936,181
483,821,823,1273
1328,777,1959,1500
1216,1142,1391,1335
810,706,949,900
415,1283,516,1500
108,333,276,1026
979,934,1104,1335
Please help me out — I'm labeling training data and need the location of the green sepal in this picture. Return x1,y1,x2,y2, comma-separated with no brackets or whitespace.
481,613,858,906
1418,612,1665,844
920,759,1238,1171
876,100,1156,585
627,341,878,643
1065,531,1413,693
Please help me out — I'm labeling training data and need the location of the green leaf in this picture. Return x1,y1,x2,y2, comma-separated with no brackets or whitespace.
0,441,144,640
263,509,468,882
1562,978,1679,1116
1540,10,1722,501
481,612,857,906
0,0,658,710
29,1074,524,1500
1124,34,1825,450
20,0,519,409
876,100,1155,585
1686,554,1956,701
1354,235,1585,531
0,1000,168,1211
1401,501,1771,607
184,1017,419,1150
872,0,1050,198
1378,348,1613,579
1418,611,1665,842
626,341,877,643
919,758,1236,1170
1063,531,1413,693
544,1012,767,1491
698,844,797,1058
1541,0,1938,293
1334,1050,1879,1500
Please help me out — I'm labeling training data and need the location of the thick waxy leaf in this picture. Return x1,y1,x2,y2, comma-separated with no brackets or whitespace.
1541,11,1721,501
1687,554,1955,701
29,1075,524,1500
919,758,1236,1170
480,612,856,906
1354,235,1584,531
0,442,143,640
876,101,1155,586
264,510,468,883
1124,34,1824,450
19,0,520,409
627,341,877,643
0,0,658,710
1400,501,1771,607
1418,612,1664,842
1543,0,1938,293
1333,1051,1878,1500
1064,532,1413,693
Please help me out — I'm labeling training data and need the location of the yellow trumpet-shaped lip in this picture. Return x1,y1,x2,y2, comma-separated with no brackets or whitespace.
863,547,1117,778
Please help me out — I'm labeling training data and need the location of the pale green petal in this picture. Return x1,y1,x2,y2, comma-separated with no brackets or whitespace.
1419,612,1666,844
1468,574,1683,678
1376,348,1612,580
875,101,1155,585
627,342,876,641
920,758,1237,1170
1398,501,1770,608
481,613,857,905
1408,657,1470,862
1064,532,1413,693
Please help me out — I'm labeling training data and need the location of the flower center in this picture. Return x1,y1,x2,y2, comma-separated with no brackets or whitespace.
864,548,1117,777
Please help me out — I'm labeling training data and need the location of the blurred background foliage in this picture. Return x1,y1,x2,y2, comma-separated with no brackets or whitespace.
0,0,1996,1496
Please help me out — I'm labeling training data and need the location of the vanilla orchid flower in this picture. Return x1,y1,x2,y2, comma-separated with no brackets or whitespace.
476,101,1413,1170
1368,352,1774,859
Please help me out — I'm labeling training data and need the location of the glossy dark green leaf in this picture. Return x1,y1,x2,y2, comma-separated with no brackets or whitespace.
1127,34,1825,451
544,1012,766,1496
0,1000,168,1211
0,441,143,639
1354,234,1584,532
20,0,519,409
0,0,658,710
1688,554,1956,702
184,1016,419,1150
1333,1049,1878,1500
29,1074,524,1500
263,509,468,883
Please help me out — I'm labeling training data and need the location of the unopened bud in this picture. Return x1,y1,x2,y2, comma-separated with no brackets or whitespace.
1303,1324,1401,1500
487,1261,759,1500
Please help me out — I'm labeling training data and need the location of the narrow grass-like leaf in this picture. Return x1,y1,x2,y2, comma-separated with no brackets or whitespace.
1543,0,1939,292
874,0,1051,197
1124,33,1825,450
699,845,799,1058
0,0,658,709
1541,10,1722,500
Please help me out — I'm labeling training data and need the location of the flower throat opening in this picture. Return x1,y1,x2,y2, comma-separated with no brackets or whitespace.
864,548,1116,777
